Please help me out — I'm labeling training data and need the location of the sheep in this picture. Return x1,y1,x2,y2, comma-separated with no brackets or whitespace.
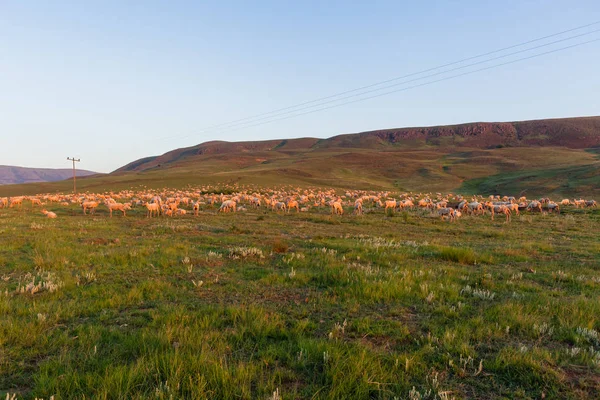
145,202,161,218
0,197,7,208
106,201,131,217
81,201,99,215
545,202,559,213
300,207,309,212
526,201,542,213
273,202,287,213
193,201,200,216
41,209,57,218
467,202,483,215
250,197,261,208
9,197,23,208
331,201,344,215
490,205,511,222
353,199,363,215
586,200,597,208
560,199,571,206
218,200,237,213
384,200,397,212
399,199,414,209
505,203,520,216
438,207,456,222
30,198,43,207
287,199,300,213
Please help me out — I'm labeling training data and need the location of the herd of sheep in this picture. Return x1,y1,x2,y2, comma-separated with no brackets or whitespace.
0,186,596,223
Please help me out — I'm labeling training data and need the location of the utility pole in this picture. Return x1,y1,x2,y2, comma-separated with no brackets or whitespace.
67,157,80,194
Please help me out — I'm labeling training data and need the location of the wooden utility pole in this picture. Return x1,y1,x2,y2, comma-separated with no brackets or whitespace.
67,157,80,194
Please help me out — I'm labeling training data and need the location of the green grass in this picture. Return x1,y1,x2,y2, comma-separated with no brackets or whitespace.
460,163,600,198
1,200,600,399
1,146,599,198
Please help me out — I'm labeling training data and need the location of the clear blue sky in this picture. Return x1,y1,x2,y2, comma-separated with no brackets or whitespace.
1,1,599,173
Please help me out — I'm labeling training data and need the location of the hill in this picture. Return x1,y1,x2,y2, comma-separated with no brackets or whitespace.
0,165,99,185
116,116,600,173
0,116,598,198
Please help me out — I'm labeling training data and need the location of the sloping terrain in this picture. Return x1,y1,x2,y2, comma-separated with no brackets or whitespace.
0,165,99,185
115,116,600,173
1,116,598,198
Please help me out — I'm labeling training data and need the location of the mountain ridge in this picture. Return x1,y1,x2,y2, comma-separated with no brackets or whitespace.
115,116,600,173
0,165,99,185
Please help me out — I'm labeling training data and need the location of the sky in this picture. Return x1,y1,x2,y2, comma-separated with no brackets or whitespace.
1,1,599,173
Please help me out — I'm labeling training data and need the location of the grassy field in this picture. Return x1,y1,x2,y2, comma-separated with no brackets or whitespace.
1,146,599,199
1,199,600,399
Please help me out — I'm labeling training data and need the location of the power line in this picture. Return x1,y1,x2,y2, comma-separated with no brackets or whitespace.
217,38,600,134
158,20,600,141
195,28,600,135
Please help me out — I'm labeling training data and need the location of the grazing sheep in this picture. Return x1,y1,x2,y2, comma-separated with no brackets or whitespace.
546,202,560,214
9,197,23,208
526,201,542,213
384,200,397,212
0,197,8,208
219,200,237,213
30,198,43,207
331,201,344,215
82,201,99,215
41,209,57,219
492,205,511,222
399,199,414,209
106,201,131,217
586,200,597,208
505,203,520,216
273,202,287,213
560,199,571,206
438,207,456,222
354,199,363,215
287,199,300,213
467,202,483,215
145,202,161,218
250,197,261,208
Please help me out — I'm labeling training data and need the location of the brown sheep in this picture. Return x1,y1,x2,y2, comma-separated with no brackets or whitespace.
384,200,397,212
106,202,131,217
287,199,300,213
82,201,99,215
9,197,23,208
331,201,344,215
145,202,161,218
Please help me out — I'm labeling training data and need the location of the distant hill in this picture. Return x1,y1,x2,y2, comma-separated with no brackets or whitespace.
0,165,99,185
1,116,598,198
116,116,600,173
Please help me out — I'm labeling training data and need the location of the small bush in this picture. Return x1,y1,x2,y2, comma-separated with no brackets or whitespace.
272,239,289,253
